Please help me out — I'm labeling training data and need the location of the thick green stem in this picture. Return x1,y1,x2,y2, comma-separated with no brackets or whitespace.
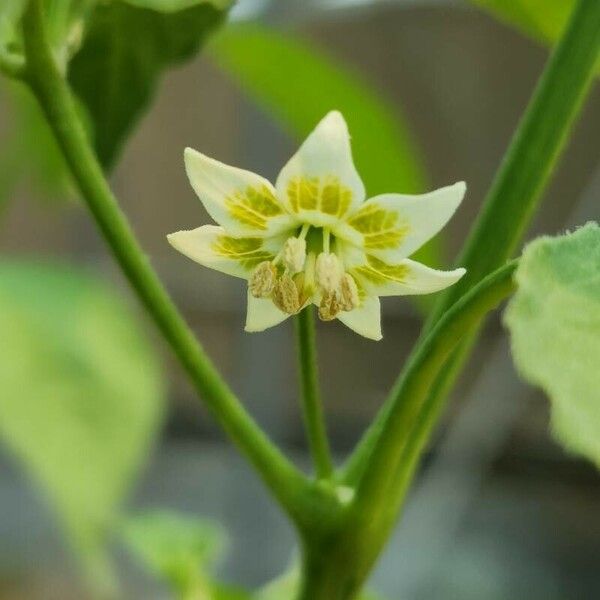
295,306,333,480
344,0,600,487
21,0,309,523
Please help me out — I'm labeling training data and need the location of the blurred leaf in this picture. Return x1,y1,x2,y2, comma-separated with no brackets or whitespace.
256,567,383,600
124,0,233,12
505,223,600,468
0,262,165,590
470,0,574,45
68,0,227,170
210,27,443,269
123,510,251,598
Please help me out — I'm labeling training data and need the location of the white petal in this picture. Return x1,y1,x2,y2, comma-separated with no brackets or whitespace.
245,291,290,332
343,244,465,297
275,111,365,228
338,182,466,260
167,225,281,279
336,296,382,341
184,148,295,237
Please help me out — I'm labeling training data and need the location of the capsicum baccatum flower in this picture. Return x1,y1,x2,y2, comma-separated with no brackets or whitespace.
168,111,466,341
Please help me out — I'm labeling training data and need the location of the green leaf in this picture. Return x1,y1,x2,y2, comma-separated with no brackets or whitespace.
470,0,574,45
505,223,600,468
210,26,442,268
122,510,234,598
124,0,233,12
68,0,226,169
0,262,165,590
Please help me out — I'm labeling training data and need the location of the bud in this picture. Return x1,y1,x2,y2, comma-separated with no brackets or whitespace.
340,273,360,311
248,261,277,298
283,237,307,274
272,275,301,314
318,290,341,321
315,253,342,293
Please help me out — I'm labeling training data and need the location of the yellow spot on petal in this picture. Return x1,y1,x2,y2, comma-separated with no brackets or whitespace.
225,185,283,230
347,204,410,249
212,235,274,270
353,255,410,286
287,176,352,218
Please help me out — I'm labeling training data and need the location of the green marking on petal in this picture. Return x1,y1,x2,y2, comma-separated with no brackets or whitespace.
353,255,410,286
225,185,284,230
347,203,410,249
287,176,352,217
212,235,275,269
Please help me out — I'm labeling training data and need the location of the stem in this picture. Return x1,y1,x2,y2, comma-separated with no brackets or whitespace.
295,306,333,479
21,0,309,522
344,0,600,486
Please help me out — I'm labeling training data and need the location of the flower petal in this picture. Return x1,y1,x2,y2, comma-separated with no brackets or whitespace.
336,296,382,341
167,225,281,279
245,291,290,332
338,182,466,260
184,148,295,237
275,111,365,228
349,252,466,297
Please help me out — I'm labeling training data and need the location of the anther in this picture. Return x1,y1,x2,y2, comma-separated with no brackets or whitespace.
340,273,360,311
283,237,307,274
316,252,342,294
272,275,301,314
318,290,342,321
248,261,277,298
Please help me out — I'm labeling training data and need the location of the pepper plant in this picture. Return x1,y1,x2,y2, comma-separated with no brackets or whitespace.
0,1,599,599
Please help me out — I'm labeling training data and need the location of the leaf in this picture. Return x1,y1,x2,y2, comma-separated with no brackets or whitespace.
504,223,600,468
122,510,251,598
470,0,574,46
210,26,442,268
0,262,165,589
124,0,233,12
68,0,226,169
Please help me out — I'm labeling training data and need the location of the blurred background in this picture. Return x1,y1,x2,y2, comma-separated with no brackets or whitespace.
0,0,599,598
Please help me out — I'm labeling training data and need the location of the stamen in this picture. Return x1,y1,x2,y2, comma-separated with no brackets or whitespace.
318,290,341,321
248,261,277,298
283,237,307,274
340,273,360,311
272,274,301,314
316,252,342,294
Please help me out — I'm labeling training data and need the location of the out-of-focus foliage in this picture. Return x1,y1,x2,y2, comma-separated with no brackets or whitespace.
0,80,72,213
0,262,165,590
505,223,600,469
125,0,233,11
470,0,573,45
123,510,250,599
210,27,443,269
69,0,227,169
257,567,383,600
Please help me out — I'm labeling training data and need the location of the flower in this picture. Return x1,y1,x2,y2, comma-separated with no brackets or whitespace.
168,111,466,340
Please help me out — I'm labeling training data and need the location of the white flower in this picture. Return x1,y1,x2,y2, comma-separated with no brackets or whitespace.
168,111,466,340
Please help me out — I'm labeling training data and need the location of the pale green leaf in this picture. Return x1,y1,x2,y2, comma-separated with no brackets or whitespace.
0,262,165,588
505,223,600,468
122,510,251,598
210,26,442,269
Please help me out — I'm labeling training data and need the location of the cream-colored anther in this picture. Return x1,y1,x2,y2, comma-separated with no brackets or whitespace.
272,275,301,314
315,253,342,293
318,290,342,321
340,273,360,311
283,237,307,274
248,261,277,298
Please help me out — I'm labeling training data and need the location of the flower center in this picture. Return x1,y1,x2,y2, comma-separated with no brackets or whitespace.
248,226,360,319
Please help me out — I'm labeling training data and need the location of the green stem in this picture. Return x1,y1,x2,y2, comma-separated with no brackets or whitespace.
295,306,333,480
346,262,518,587
21,0,309,522
344,0,600,487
